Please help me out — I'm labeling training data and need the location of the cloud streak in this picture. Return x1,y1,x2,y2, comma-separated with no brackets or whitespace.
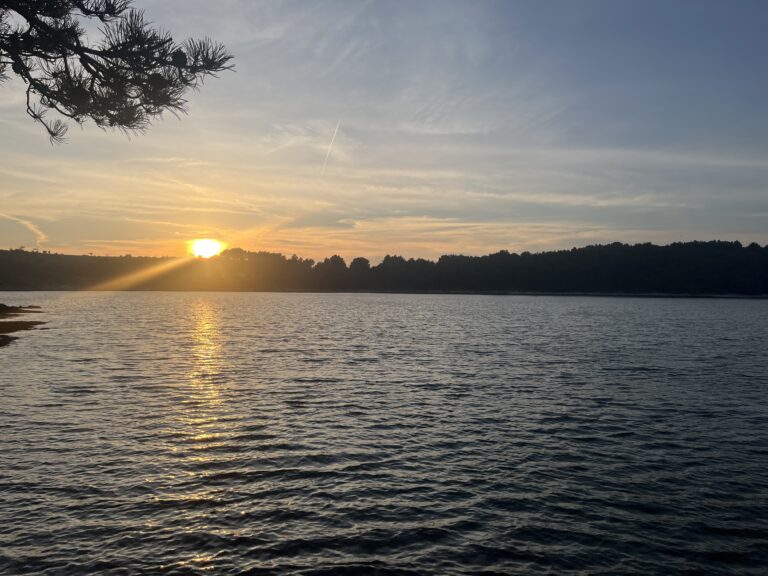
0,213,49,247
0,1,767,257
321,120,340,177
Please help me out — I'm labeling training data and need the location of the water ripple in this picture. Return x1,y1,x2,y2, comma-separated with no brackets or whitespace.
1,293,767,574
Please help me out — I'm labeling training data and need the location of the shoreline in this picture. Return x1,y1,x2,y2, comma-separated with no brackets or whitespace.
0,305,45,348
1,289,767,299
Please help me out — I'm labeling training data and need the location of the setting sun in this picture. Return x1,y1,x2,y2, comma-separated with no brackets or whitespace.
190,239,225,258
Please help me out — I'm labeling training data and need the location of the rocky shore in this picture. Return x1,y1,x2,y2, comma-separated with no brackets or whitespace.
0,304,44,347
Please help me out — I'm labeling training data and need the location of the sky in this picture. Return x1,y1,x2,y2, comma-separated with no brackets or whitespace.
1,0,767,260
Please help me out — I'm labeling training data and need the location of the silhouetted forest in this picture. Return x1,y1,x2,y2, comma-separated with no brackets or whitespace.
1,241,767,295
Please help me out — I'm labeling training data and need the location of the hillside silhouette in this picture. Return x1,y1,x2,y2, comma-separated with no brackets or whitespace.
1,241,767,295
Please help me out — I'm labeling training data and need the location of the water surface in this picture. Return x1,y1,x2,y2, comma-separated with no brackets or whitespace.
1,292,767,574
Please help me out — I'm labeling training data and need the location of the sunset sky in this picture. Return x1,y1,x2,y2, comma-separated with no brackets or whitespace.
1,0,767,260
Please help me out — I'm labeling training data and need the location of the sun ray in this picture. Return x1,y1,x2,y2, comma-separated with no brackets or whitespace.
88,257,194,291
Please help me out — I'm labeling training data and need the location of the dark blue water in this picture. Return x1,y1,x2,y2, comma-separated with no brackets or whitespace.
1,292,767,574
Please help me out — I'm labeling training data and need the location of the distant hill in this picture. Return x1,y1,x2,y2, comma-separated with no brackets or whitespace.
1,241,767,295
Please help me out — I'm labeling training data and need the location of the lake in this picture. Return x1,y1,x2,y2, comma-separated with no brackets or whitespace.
1,292,767,574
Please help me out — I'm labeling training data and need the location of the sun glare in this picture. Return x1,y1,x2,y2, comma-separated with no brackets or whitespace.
191,239,225,259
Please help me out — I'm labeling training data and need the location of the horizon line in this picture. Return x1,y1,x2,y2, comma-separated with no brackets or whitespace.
2,238,765,262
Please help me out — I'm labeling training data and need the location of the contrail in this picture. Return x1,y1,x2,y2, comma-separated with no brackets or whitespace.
321,120,340,177
0,213,49,247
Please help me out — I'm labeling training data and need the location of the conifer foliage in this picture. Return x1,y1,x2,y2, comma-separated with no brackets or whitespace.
0,1,232,142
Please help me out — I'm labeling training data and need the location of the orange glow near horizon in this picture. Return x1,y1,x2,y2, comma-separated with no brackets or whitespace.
88,257,194,291
190,239,225,259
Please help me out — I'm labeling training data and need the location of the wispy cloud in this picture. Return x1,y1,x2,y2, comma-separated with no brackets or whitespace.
0,213,49,247
0,1,766,257
321,120,341,176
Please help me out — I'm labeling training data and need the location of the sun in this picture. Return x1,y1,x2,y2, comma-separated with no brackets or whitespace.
190,239,225,258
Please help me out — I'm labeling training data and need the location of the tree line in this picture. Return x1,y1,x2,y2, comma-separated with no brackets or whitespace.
1,241,767,294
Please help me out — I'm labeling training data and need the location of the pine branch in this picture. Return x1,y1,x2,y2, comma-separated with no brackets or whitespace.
0,0,233,142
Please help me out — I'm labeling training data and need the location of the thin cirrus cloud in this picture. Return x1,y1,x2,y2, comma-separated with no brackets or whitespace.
0,213,49,248
0,0,767,259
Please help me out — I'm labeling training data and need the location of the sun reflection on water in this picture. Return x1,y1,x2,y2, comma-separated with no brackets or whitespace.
155,299,239,572
177,299,233,458
190,299,223,388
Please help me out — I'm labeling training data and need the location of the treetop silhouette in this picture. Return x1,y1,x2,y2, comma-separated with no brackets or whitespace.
0,0,233,142
1,241,766,294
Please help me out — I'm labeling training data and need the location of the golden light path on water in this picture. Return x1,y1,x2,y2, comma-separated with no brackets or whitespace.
27,290,239,572
163,298,235,573
183,298,226,447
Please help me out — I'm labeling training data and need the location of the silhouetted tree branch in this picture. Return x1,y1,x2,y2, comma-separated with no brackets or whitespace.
0,0,233,142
